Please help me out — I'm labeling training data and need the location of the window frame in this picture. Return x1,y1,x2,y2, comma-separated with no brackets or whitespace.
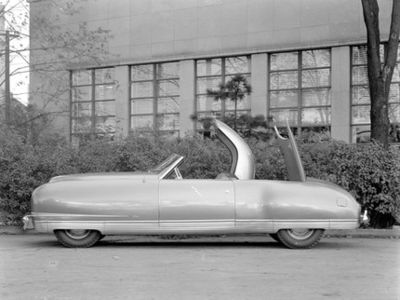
70,67,116,141
194,55,252,131
350,44,400,143
267,48,332,134
129,62,180,135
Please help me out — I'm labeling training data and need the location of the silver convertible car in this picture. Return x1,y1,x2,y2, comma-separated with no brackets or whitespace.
23,120,365,249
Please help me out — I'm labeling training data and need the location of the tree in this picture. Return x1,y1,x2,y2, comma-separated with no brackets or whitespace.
207,74,252,131
361,0,400,148
0,0,111,142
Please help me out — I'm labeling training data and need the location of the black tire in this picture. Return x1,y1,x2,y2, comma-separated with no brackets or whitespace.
276,229,324,249
54,229,101,248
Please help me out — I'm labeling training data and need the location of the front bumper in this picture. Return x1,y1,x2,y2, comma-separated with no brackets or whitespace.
22,215,34,230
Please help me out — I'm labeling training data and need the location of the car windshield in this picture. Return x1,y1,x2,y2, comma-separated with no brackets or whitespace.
149,154,182,174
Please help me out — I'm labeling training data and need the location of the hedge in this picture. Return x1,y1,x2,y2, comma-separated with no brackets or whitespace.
0,126,399,228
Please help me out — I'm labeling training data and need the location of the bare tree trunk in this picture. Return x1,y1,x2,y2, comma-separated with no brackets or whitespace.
361,0,400,148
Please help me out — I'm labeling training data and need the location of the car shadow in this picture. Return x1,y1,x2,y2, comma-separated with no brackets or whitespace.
96,240,281,248
24,236,362,250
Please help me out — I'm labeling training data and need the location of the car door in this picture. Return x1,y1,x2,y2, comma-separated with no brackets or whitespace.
159,179,235,231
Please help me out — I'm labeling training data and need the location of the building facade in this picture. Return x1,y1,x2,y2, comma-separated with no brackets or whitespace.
29,0,398,143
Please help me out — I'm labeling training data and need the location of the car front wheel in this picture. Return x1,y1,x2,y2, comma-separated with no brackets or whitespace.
276,229,324,249
54,229,101,248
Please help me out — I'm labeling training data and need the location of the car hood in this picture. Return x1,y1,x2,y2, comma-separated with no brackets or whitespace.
49,172,154,183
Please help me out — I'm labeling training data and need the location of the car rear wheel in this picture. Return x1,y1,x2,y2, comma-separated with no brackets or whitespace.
54,229,101,248
276,229,324,249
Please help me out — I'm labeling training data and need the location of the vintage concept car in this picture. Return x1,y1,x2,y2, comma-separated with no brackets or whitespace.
23,120,366,249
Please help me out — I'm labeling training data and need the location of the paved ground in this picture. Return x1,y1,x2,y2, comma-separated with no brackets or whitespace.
0,234,399,300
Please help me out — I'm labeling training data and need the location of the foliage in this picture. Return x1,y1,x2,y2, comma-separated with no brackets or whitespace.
1,126,399,228
206,74,252,131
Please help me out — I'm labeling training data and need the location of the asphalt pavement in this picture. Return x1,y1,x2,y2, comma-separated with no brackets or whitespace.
1,234,399,300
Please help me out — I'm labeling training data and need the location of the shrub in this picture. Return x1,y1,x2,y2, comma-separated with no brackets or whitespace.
1,125,399,228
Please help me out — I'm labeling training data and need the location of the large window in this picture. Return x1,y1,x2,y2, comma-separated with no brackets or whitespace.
71,68,116,141
268,49,331,134
351,45,400,143
130,62,180,135
195,56,251,130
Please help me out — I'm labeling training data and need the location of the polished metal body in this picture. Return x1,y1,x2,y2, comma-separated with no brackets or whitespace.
23,120,361,235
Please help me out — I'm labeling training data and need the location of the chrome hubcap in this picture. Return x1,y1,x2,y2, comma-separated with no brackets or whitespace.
286,229,314,240
65,230,91,240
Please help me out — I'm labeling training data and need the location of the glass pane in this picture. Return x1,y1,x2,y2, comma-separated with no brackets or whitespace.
270,71,298,89
158,79,179,96
352,86,370,105
225,95,251,110
72,70,91,86
196,95,221,112
131,82,153,98
72,102,91,118
158,97,179,113
270,52,298,70
270,90,298,108
196,59,222,76
157,114,180,131
131,115,154,130
95,116,116,133
131,99,153,114
352,45,383,64
352,46,367,65
389,123,400,142
158,62,179,79
389,103,400,123
302,49,330,68
352,105,370,124
301,107,331,126
197,77,221,94
225,74,251,84
225,56,249,74
392,65,400,82
72,86,92,101
95,85,115,100
352,66,368,85
302,69,330,88
352,125,370,143
72,117,91,133
95,68,114,84
389,83,400,103
302,89,331,106
269,109,298,126
95,101,115,116
131,65,153,81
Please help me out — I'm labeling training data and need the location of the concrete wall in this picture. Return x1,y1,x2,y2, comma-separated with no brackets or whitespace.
30,0,392,67
29,0,394,141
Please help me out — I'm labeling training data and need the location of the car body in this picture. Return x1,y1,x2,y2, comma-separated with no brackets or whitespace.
23,120,365,248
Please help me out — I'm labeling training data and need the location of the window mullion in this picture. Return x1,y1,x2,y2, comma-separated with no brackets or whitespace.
298,51,302,133
153,64,158,132
91,69,96,138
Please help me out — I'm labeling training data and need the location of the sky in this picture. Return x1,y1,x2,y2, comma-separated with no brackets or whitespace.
1,0,29,105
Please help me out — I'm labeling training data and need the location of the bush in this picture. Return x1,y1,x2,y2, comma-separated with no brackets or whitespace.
1,125,399,228
299,140,400,228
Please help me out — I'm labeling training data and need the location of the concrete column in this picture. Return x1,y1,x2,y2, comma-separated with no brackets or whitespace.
250,53,268,118
331,46,351,143
179,59,196,136
114,65,130,137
